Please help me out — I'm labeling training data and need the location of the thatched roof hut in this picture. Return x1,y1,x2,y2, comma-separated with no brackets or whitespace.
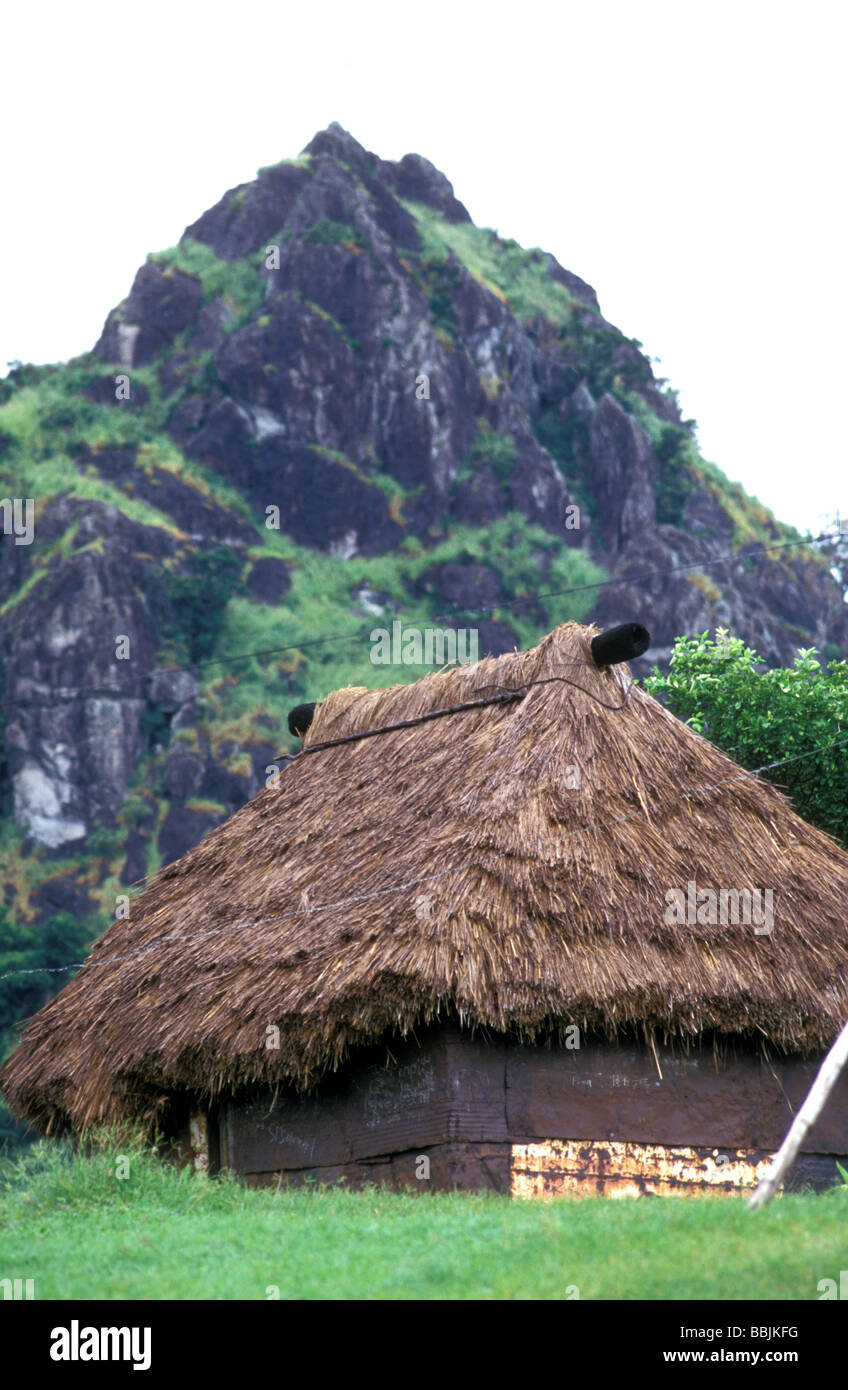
3,621,848,1194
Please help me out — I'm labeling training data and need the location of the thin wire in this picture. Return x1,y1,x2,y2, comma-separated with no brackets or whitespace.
0,866,461,983
271,667,634,762
153,527,842,672
3,728,847,988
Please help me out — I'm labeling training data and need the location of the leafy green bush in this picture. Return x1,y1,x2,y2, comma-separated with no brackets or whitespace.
149,239,266,329
400,202,578,326
462,419,517,485
643,630,848,846
139,705,172,750
534,407,593,514
0,910,91,1045
654,423,698,526
0,908,94,1154
159,547,244,663
303,219,367,251
562,316,657,403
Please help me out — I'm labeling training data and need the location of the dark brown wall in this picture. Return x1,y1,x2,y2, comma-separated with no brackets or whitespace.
208,1025,848,1192
505,1036,848,1152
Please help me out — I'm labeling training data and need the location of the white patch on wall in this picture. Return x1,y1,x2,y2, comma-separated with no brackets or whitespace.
471,325,504,374
330,530,358,559
354,587,385,617
13,765,86,847
249,406,286,442
116,324,140,369
44,620,83,656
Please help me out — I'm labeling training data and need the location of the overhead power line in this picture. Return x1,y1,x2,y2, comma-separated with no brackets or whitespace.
155,527,843,673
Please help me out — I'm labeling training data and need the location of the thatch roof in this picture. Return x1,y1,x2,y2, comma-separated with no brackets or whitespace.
3,621,848,1135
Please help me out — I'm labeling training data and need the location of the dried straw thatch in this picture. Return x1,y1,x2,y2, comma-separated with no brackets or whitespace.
3,621,848,1135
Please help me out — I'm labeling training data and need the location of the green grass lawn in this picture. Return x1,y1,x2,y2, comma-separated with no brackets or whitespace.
1,1139,845,1300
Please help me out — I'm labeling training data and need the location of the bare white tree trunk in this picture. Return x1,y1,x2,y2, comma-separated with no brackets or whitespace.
748,1016,848,1209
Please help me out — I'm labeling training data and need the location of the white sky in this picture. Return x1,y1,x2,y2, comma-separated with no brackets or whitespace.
1,0,845,536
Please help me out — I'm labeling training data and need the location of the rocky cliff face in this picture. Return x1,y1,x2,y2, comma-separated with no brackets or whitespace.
0,121,844,939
